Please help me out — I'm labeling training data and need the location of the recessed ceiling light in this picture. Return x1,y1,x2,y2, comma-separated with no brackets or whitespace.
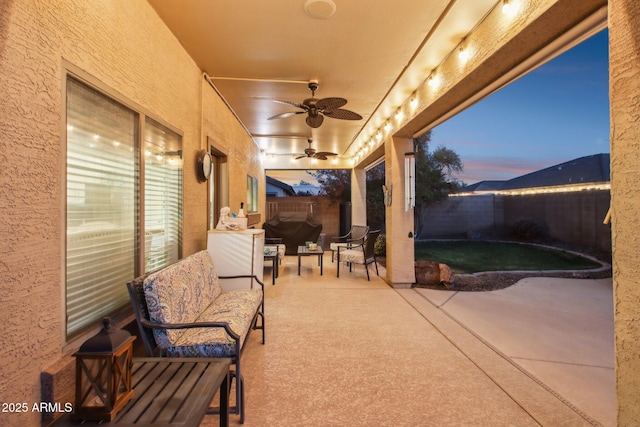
304,0,337,20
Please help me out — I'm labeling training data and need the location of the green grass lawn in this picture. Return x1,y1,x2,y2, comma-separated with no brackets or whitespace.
415,240,602,274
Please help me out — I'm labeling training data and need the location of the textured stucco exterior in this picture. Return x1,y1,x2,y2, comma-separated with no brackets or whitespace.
0,1,263,425
609,1,640,424
384,136,416,287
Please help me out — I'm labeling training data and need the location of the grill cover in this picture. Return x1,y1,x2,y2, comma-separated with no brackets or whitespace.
263,212,323,255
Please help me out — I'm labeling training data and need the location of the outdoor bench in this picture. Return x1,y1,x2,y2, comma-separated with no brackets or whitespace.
127,250,265,424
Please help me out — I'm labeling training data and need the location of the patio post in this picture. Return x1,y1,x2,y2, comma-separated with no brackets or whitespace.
609,0,640,423
383,136,416,288
351,167,367,226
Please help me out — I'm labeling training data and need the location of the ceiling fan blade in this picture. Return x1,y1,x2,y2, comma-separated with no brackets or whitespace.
306,114,324,128
314,155,328,160
323,109,363,120
316,97,347,111
295,154,308,159
314,151,337,157
273,99,307,110
268,111,305,120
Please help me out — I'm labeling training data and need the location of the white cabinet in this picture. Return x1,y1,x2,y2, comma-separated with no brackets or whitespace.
207,229,265,291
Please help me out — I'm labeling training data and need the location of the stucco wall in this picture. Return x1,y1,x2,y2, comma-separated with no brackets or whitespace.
0,1,263,425
609,1,640,424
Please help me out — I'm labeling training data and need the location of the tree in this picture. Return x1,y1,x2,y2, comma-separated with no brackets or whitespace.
366,162,385,231
306,169,351,204
413,131,463,237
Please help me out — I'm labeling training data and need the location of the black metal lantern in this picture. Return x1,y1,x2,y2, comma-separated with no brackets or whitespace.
73,317,136,421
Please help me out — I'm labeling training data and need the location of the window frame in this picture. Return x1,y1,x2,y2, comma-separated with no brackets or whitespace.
62,65,183,344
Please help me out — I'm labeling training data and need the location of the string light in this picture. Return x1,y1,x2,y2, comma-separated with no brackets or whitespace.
428,72,441,89
502,0,517,16
409,95,419,111
458,45,470,62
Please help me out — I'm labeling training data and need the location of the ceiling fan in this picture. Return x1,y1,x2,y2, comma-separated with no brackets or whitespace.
268,81,362,128
295,138,337,160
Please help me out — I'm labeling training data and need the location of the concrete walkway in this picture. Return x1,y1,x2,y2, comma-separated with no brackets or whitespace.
411,277,615,426
201,256,615,426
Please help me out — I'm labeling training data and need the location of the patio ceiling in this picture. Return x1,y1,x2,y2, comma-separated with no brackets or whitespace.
146,0,500,164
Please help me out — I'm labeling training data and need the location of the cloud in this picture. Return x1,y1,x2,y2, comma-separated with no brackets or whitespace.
457,156,565,184
440,140,497,149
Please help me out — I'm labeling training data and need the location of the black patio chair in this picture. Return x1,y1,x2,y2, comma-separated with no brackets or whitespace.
330,225,369,262
336,229,381,281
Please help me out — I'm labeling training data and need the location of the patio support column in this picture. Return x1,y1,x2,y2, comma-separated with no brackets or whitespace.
609,0,640,424
351,167,367,226
383,136,415,288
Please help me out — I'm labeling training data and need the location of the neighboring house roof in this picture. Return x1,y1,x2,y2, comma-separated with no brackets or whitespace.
458,153,610,193
460,180,506,192
501,153,610,190
266,176,296,196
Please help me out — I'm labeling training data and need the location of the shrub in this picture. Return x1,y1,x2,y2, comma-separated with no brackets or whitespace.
509,219,545,241
374,234,386,256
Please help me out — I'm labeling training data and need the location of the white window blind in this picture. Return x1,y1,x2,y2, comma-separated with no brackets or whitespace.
66,77,137,338
144,119,182,273
65,76,183,339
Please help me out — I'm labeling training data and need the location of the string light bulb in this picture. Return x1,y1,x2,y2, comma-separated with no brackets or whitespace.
428,72,441,89
458,45,470,62
502,0,517,16
410,95,419,111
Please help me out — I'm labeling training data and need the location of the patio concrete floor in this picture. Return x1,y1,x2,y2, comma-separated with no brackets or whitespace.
202,253,615,426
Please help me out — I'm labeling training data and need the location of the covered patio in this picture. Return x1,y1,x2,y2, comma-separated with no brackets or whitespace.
201,255,614,426
3,0,639,425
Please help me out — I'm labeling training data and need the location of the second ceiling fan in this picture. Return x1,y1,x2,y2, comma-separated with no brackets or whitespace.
295,138,337,160
268,81,362,128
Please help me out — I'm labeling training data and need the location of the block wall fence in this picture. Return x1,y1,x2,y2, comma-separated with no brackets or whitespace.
419,191,611,253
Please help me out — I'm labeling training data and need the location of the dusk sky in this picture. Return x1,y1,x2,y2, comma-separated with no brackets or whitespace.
269,29,610,187
431,28,610,184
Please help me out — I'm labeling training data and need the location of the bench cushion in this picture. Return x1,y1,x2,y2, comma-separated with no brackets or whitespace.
164,288,263,357
144,251,222,347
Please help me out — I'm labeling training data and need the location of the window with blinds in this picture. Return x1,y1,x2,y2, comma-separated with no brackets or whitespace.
65,76,182,339
144,119,182,273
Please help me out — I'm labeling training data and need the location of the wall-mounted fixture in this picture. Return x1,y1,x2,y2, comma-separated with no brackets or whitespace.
383,184,393,207
404,152,415,212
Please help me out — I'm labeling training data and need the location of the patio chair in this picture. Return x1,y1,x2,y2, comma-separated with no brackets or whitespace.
336,229,380,281
330,225,369,262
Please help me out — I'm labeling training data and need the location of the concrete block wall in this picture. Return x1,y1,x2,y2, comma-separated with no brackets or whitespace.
419,191,611,253
503,191,611,251
420,194,500,237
